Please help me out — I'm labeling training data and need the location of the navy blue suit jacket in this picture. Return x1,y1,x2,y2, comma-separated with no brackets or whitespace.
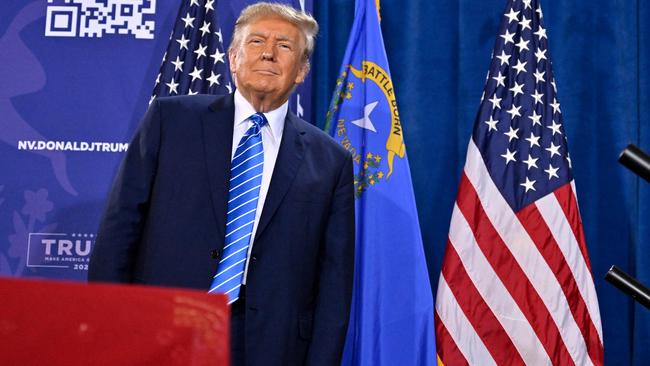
88,94,355,366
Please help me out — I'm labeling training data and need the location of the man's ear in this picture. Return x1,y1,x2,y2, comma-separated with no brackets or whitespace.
229,49,238,74
295,61,309,84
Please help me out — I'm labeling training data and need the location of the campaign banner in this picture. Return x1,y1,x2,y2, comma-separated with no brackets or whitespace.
0,0,312,281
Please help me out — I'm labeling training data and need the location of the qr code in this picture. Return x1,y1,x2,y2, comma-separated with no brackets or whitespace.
45,0,156,39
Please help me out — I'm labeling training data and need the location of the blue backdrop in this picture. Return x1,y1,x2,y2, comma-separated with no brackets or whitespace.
1,0,648,365
313,1,650,365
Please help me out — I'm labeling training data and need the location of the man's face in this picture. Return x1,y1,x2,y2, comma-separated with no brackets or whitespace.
229,16,308,107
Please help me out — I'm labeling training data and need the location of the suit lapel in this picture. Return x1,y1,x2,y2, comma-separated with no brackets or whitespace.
201,95,235,246
255,112,306,241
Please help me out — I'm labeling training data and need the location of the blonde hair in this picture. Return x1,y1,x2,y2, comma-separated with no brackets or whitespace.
229,2,318,65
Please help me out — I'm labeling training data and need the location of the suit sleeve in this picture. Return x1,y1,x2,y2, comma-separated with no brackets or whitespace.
306,153,355,366
88,99,162,283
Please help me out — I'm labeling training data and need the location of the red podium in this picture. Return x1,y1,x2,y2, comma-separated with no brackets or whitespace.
0,278,229,365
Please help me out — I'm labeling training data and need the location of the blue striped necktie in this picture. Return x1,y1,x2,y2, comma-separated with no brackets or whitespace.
209,112,267,304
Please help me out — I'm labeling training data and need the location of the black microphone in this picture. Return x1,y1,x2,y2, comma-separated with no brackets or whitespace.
604,265,650,309
618,144,650,183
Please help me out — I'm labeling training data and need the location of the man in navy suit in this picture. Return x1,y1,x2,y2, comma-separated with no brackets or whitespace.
88,3,355,365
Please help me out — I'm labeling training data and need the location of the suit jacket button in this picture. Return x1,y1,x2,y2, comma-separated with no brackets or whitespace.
251,256,257,262
210,249,221,259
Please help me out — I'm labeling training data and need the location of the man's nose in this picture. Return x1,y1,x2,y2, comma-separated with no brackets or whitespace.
261,43,275,60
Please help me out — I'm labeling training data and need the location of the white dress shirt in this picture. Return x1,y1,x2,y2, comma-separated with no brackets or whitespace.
232,90,286,283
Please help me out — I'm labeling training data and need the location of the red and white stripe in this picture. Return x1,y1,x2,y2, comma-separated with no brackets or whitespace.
435,140,604,366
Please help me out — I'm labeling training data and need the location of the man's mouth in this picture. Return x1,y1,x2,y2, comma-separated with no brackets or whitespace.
254,69,279,75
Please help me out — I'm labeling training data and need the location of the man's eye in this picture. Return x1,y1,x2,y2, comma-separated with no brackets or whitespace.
279,44,292,50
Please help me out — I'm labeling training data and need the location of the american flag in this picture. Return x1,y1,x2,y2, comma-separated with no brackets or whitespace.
150,0,232,102
434,1,604,365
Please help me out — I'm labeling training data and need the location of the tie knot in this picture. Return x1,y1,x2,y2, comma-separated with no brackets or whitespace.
249,113,268,129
